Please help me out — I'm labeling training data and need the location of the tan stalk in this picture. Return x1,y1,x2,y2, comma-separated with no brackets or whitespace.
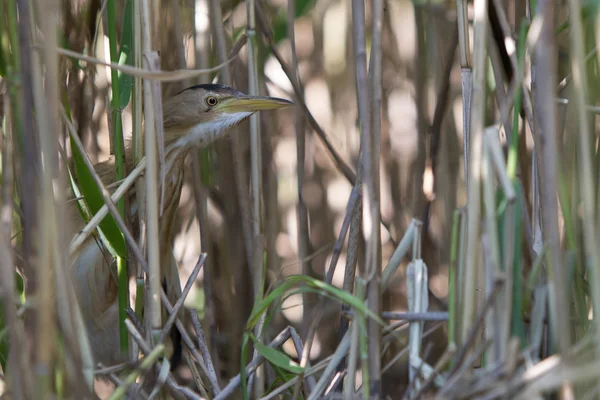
566,0,600,354
245,0,266,395
33,0,64,395
139,0,162,335
462,0,489,346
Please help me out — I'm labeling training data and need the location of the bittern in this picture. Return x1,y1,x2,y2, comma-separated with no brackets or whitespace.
68,84,293,367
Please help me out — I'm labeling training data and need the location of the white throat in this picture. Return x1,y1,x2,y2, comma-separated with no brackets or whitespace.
171,111,253,150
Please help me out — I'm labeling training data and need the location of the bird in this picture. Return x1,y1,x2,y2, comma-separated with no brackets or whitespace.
67,83,294,368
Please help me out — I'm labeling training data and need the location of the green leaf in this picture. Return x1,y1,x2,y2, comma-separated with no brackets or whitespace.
249,334,304,374
69,134,127,258
266,366,297,397
496,180,526,346
0,272,25,371
240,332,250,400
117,0,134,109
246,275,384,331
0,323,7,372
0,34,7,77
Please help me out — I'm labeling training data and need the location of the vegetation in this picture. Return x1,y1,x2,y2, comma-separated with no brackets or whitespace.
1,0,599,398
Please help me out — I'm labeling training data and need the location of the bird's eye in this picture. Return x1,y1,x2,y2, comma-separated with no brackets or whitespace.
205,96,218,107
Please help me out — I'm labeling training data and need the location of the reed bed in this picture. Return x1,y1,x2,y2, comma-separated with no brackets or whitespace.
0,0,598,399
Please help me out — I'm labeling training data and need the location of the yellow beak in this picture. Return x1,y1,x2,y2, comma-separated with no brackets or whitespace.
220,96,294,113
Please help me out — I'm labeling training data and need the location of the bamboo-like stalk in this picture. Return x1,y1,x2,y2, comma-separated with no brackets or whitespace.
447,210,460,349
365,0,383,394
533,0,572,356
11,0,37,280
191,0,221,376
486,128,518,362
246,0,263,297
306,331,352,400
342,0,372,392
343,306,360,398
133,0,144,164
245,0,266,394
208,0,253,271
139,0,162,335
0,89,28,399
457,0,472,190
285,0,313,393
381,220,416,288
454,207,467,353
55,47,238,81
346,0,371,299
133,0,146,328
481,129,502,364
413,5,428,222
566,0,600,354
339,190,362,332
32,0,64,396
461,0,489,346
208,0,255,378
189,309,220,395
287,0,311,345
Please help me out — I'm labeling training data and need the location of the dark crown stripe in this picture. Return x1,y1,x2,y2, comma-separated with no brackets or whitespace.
176,83,242,96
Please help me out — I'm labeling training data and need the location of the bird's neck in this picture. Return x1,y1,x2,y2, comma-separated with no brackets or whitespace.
164,113,251,151
122,128,190,174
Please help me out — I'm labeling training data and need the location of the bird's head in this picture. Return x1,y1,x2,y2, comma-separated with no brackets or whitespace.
162,83,294,151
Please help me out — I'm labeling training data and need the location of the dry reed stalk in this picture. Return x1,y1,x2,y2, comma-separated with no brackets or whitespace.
0,88,30,400
245,0,266,394
566,0,600,371
32,0,66,396
307,331,351,400
208,0,254,377
13,0,37,279
345,0,372,395
337,0,370,371
132,0,146,341
287,0,312,354
286,0,316,395
462,0,489,348
245,0,263,298
457,0,472,193
365,0,384,394
139,0,162,338
191,0,221,380
532,0,572,360
55,47,238,81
